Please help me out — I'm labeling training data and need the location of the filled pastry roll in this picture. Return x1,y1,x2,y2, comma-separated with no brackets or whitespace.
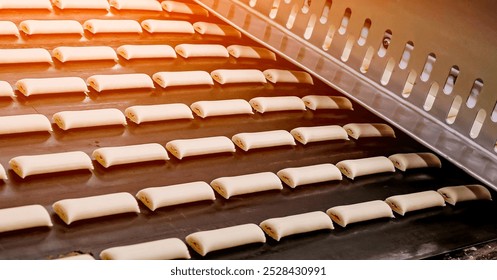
174,44,229,58
52,192,140,225
0,48,52,64
57,254,95,260
388,152,442,171
109,0,162,11
166,136,236,159
87,73,154,92
263,69,314,84
100,238,191,260
0,21,19,36
343,123,396,139
83,19,142,34
232,130,296,151
161,1,208,16
0,163,6,180
249,96,306,113
9,151,93,178
385,190,446,216
211,69,267,84
125,103,193,124
190,99,253,118
16,77,88,96
210,172,283,199
117,45,176,60
437,185,492,206
136,181,215,211
0,114,52,135
141,19,194,34
290,125,349,144
53,108,126,130
53,46,117,62
336,156,395,179
0,0,52,9
52,0,110,10
193,22,241,37
0,204,52,234
19,20,83,35
0,81,14,97
277,163,342,188
260,211,333,241
153,71,213,88
186,224,265,256
227,45,276,60
93,143,169,168
326,200,394,227
302,95,354,110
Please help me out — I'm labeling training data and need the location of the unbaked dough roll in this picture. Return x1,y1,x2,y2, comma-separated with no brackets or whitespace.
175,44,229,58
249,96,306,113
9,151,93,178
232,130,296,151
227,45,276,60
302,95,353,110
211,69,267,84
0,163,6,180
193,22,241,37
16,77,88,96
53,46,117,62
166,136,236,159
161,1,208,16
53,108,126,130
83,19,142,34
388,152,442,171
109,0,161,11
93,143,169,168
277,163,342,188
52,0,110,10
141,19,194,34
87,73,154,92
336,156,395,179
153,71,213,88
19,20,83,35
385,190,446,216
118,45,177,60
0,21,19,36
0,0,52,9
57,254,95,260
0,48,52,64
190,99,253,118
186,224,265,256
263,69,313,84
343,123,396,139
125,103,193,124
210,172,283,199
52,192,140,225
290,125,349,144
0,205,52,233
100,238,191,260
437,185,492,206
136,181,215,211
326,200,394,227
0,81,14,97
260,211,333,241
0,114,52,135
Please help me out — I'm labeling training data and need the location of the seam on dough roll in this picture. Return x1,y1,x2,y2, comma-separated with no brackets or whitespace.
193,21,241,37
100,238,191,260
0,48,52,64
336,156,395,180
227,45,276,60
141,19,194,34
83,19,142,34
174,44,229,58
0,204,52,233
211,69,267,84
190,99,253,118
52,108,126,130
125,103,193,124
232,130,296,151
16,77,88,96
210,172,283,199
260,211,334,241
161,1,209,16
343,123,396,139
92,143,169,168
385,190,446,216
277,163,342,188
109,0,162,11
52,46,117,62
0,21,19,36
53,0,110,10
249,96,306,113
388,152,442,171
0,114,52,135
302,95,353,110
290,125,349,144
263,69,313,84
19,20,83,35
326,200,394,227
9,151,93,178
87,73,154,92
166,136,236,160
437,185,492,206
153,71,213,88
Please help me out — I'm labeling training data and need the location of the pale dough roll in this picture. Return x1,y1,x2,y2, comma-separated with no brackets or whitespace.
109,0,161,11
93,143,169,168
141,19,194,34
166,136,235,160
57,254,95,260
161,1,208,16
190,99,253,118
118,45,177,60
100,238,191,260
0,21,19,36
0,163,6,180
83,19,142,34
277,163,342,188
326,200,394,227
291,125,349,144
136,181,215,211
388,152,442,171
211,69,267,84
437,185,492,206
153,71,213,88
0,205,52,233
343,123,396,139
232,130,296,151
125,103,193,124
9,151,93,179
0,114,52,135
174,44,229,58
249,96,306,113
193,22,241,37
87,73,154,92
336,156,395,180
210,172,283,199
53,46,117,62
20,20,83,35
53,108,126,130
0,81,14,97
385,190,446,216
227,45,276,60
0,48,52,64
52,192,140,225
263,69,314,84
260,211,333,241
302,95,353,110
53,0,110,10
186,224,265,256
16,77,88,96
0,0,52,9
